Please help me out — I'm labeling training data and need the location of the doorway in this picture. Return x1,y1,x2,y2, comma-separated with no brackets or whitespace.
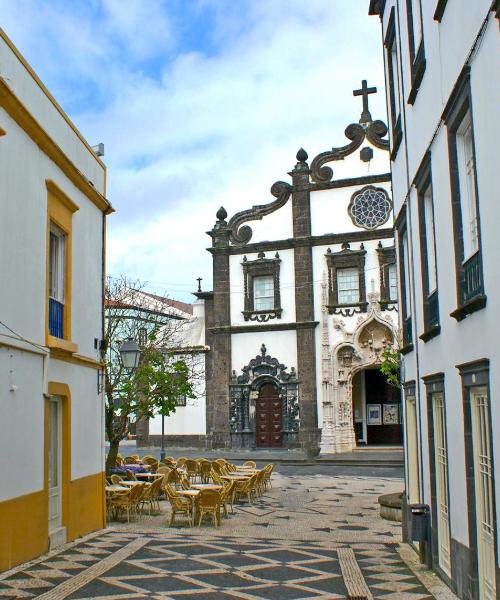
352,369,402,446
255,383,282,448
48,397,62,535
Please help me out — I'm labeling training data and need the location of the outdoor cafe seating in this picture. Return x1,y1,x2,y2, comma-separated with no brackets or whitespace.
105,455,274,527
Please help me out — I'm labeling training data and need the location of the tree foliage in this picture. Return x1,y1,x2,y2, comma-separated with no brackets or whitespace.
104,276,200,470
379,348,401,387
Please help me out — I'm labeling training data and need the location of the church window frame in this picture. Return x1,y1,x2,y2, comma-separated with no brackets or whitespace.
377,243,397,310
384,8,403,159
242,252,282,322
396,208,413,353
326,243,367,315
405,0,427,105
444,68,486,322
415,154,441,341
348,185,392,230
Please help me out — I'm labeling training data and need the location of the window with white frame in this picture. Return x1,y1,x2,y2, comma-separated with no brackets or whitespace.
49,224,66,303
337,268,360,304
402,231,411,315
253,276,274,311
388,263,398,301
409,0,423,48
457,112,479,260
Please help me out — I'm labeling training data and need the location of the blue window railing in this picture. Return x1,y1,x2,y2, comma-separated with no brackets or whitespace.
461,251,484,305
403,315,413,348
49,298,64,338
427,290,440,330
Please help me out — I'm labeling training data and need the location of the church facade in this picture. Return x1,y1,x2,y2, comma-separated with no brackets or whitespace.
197,86,401,453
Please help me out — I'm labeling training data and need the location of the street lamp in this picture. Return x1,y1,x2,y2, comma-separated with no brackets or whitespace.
119,338,141,371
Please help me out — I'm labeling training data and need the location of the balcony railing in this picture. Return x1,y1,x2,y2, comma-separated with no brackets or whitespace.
49,298,64,339
403,315,413,348
426,290,440,330
461,251,484,305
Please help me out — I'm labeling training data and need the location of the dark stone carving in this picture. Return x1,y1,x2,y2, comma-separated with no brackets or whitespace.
229,344,300,448
360,146,373,162
226,181,292,246
242,251,282,322
310,122,389,183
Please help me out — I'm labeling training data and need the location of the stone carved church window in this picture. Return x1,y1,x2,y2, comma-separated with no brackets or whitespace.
242,252,282,322
348,185,392,230
326,243,367,316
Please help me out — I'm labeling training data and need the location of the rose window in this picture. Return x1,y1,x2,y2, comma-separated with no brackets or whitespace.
348,186,392,230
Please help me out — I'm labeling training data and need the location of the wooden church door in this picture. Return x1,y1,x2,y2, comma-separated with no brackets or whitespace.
256,383,282,447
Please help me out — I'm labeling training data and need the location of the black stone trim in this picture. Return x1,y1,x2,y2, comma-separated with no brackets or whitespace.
444,67,486,319
419,325,440,342
193,290,214,300
208,320,319,335
310,122,389,183
385,8,403,160
311,172,391,192
433,0,449,21
457,358,497,600
415,153,440,338
325,243,367,314
406,1,427,105
422,373,453,586
377,243,396,306
208,227,394,256
400,343,414,355
242,252,282,322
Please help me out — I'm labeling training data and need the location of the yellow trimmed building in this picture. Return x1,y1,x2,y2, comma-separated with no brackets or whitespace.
0,29,113,571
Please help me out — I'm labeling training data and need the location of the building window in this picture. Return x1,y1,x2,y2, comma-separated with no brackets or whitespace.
49,224,66,339
415,155,440,341
377,243,397,309
406,0,426,104
242,251,282,322
444,69,486,321
384,8,403,159
175,395,187,407
403,382,420,505
337,268,360,304
253,276,274,311
326,242,367,316
396,209,413,352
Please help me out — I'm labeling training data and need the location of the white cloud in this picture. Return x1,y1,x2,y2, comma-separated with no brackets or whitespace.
0,0,387,301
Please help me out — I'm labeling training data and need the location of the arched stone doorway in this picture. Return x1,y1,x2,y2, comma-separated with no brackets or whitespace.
256,383,282,447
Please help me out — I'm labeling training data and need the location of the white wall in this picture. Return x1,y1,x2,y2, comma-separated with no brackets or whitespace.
231,330,297,378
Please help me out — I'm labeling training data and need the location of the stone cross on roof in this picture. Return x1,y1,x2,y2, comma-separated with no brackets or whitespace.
353,79,377,125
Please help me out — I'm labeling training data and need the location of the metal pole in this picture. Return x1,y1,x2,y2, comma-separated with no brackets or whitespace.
160,413,165,461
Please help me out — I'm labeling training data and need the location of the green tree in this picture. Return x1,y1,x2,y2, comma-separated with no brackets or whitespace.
379,348,401,387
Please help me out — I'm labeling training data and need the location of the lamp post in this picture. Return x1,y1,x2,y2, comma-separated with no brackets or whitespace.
118,338,141,371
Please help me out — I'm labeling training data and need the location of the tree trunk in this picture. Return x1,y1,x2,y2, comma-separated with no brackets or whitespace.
106,438,120,472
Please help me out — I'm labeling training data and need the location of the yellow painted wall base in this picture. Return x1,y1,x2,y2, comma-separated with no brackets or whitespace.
0,472,105,573
0,489,48,572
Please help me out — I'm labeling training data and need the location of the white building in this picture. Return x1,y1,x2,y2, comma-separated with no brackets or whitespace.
369,1,500,597
0,30,112,570
196,87,400,453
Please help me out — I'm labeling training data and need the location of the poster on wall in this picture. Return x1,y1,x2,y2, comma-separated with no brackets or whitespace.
383,404,399,425
367,404,382,425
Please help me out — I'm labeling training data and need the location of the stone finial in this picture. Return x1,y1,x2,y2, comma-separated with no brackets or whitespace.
257,251,266,259
196,277,202,292
296,148,308,162
260,344,267,356
216,206,228,221
341,241,350,250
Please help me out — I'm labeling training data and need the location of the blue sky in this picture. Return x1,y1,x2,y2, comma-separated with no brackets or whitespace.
1,0,386,301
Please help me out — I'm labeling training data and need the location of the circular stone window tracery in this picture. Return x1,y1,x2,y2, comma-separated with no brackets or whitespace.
348,185,392,230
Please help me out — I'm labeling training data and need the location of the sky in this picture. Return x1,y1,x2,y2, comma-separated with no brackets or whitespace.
1,0,386,302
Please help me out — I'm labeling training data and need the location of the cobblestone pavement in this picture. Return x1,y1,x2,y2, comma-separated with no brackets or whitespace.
0,473,457,599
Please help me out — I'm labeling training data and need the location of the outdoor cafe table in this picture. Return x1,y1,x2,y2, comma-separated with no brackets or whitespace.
121,480,151,487
191,484,223,491
136,472,162,480
105,485,128,493
221,475,251,481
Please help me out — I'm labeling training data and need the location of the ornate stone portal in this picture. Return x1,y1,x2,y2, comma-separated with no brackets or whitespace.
320,284,397,454
229,344,300,449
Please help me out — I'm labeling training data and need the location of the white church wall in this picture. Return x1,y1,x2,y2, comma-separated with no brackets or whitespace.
229,248,296,325
241,199,294,244
231,330,297,379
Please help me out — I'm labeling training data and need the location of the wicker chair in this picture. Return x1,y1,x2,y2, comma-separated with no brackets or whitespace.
157,466,172,477
109,483,145,522
176,457,188,467
234,473,258,504
143,456,159,470
110,474,123,485
165,484,193,527
124,456,139,464
180,476,191,490
165,469,182,488
210,470,224,486
140,476,164,514
215,459,226,466
211,462,223,475
125,469,137,481
263,464,274,489
196,489,221,526
184,459,199,482
243,460,257,468
199,461,212,483
220,480,236,517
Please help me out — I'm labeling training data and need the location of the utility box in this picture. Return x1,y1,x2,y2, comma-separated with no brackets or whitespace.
409,504,430,542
